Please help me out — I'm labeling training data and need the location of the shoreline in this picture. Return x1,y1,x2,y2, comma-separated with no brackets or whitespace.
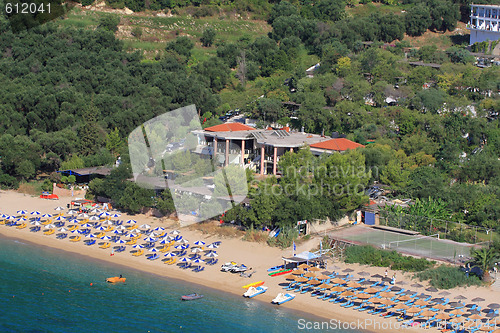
0,231,324,325
1,190,498,333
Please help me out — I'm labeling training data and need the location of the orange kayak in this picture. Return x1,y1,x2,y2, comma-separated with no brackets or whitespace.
106,277,126,283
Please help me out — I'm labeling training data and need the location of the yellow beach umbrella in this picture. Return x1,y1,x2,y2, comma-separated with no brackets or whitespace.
298,263,310,269
331,278,346,284
294,276,308,283
308,267,321,272
304,272,316,278
379,291,395,298
435,313,451,320
340,290,356,297
420,310,436,318
292,269,306,275
330,286,345,292
380,299,395,306
356,293,372,299
347,281,361,288
317,283,332,289
284,274,296,281
364,287,379,294
434,304,448,311
316,274,330,281
393,303,409,311
308,279,321,286
414,299,429,306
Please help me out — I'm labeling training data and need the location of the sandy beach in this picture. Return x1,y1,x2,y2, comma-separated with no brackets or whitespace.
1,190,499,333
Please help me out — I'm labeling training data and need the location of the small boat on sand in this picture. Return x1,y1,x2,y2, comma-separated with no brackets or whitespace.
181,293,204,301
243,286,268,298
271,293,295,305
106,276,126,283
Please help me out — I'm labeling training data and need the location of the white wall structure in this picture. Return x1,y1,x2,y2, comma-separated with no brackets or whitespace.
468,4,500,45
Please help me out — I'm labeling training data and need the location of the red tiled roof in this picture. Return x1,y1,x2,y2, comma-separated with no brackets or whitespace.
310,138,365,151
204,123,255,132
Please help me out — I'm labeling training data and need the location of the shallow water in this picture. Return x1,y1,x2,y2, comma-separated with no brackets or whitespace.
0,235,358,332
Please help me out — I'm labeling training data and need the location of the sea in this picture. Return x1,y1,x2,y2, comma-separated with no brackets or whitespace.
0,235,359,333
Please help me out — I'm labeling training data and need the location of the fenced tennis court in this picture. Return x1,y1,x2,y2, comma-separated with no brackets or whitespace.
328,225,481,263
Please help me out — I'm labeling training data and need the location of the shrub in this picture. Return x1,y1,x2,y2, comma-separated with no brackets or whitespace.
344,245,434,272
0,173,19,189
267,228,298,249
131,27,142,38
416,265,483,289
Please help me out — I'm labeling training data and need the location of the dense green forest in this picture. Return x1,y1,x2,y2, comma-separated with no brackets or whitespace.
0,0,499,235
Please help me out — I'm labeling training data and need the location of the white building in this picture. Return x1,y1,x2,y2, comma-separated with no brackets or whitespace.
468,4,500,45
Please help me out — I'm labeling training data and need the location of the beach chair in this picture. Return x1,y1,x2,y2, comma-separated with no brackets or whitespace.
70,236,81,242
193,266,205,273
57,233,68,239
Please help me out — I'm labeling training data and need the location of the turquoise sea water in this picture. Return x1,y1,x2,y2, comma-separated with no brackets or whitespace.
0,235,356,333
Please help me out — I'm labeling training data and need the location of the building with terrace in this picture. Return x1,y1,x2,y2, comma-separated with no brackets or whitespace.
468,4,500,45
193,123,364,176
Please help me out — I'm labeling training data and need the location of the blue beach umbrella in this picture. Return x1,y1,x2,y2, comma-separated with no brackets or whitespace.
110,213,121,218
17,210,28,215
41,214,52,219
164,252,176,258
132,244,143,249
170,230,180,235
149,248,158,252
159,239,170,245
101,235,112,240
89,216,100,221
30,211,41,216
205,251,218,258
192,258,205,264
54,216,65,221
115,239,126,244
179,257,191,263
85,234,95,238
154,227,165,231
126,219,137,224
144,237,156,242
194,241,205,246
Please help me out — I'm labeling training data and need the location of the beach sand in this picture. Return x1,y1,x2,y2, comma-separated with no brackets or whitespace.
1,190,498,333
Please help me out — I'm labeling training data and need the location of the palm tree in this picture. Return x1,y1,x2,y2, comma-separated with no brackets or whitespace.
471,247,500,282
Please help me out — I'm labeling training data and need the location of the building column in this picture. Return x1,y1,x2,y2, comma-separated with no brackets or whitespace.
241,140,245,165
273,146,277,175
225,139,230,166
260,146,265,175
213,137,217,161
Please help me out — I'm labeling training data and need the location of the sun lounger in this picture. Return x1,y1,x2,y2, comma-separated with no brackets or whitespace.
193,266,204,273
70,236,81,242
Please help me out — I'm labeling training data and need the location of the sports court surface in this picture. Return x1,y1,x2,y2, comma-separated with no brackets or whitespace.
328,225,478,262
